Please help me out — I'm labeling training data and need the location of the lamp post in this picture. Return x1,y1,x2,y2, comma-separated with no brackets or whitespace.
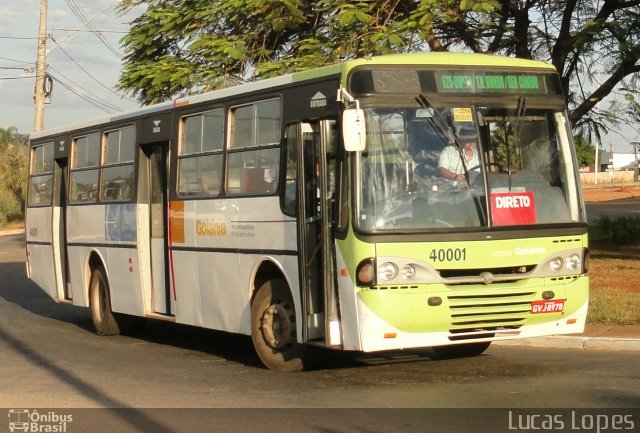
631,141,640,182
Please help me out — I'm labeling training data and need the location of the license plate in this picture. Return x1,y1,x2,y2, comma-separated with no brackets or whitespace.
531,299,565,314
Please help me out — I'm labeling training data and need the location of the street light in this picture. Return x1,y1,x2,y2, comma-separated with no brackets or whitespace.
631,141,640,182
631,141,639,159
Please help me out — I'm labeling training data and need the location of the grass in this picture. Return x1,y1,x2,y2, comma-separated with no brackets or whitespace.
588,242,640,325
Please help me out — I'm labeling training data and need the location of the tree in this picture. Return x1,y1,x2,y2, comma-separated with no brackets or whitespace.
118,0,640,132
0,127,28,225
574,134,597,168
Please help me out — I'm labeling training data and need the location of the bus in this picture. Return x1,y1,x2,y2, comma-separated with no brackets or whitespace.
26,52,589,371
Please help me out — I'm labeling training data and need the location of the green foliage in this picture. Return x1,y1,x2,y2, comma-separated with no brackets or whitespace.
573,134,596,167
117,0,640,137
0,127,28,226
590,215,640,245
491,122,522,170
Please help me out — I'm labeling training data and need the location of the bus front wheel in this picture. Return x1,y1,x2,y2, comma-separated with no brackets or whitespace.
251,279,307,372
431,341,491,359
89,266,120,336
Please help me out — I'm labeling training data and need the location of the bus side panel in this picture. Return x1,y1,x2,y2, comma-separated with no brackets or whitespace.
199,252,242,331
26,207,58,300
66,205,140,309
66,245,92,307
169,197,298,334
171,250,203,326
66,205,105,244
66,205,104,308
106,248,144,317
335,246,362,351
169,200,203,326
236,255,301,336
225,198,297,335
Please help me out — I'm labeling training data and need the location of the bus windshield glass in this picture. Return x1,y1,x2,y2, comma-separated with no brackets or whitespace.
355,104,584,232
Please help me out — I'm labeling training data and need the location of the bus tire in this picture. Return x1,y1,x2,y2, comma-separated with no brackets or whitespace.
251,279,307,372
89,266,120,336
431,341,491,359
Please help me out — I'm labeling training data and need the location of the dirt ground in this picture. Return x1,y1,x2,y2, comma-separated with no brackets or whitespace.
583,185,640,202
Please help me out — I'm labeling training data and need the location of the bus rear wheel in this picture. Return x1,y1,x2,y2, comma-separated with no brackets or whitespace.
251,279,307,372
89,266,120,336
431,341,492,359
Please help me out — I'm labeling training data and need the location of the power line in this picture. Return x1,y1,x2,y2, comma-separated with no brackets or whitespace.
49,74,121,114
50,28,127,34
0,36,40,40
63,0,122,58
49,36,135,103
0,57,34,65
48,65,124,112
0,76,36,80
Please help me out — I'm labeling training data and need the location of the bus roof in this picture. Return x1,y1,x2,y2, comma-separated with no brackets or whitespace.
30,52,556,140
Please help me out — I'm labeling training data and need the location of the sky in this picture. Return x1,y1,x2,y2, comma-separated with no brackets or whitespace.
0,0,142,135
0,1,638,154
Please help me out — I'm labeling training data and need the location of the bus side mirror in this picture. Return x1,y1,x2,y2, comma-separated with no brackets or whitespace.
342,108,366,152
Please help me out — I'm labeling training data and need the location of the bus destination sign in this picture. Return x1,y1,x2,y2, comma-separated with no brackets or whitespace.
436,71,545,94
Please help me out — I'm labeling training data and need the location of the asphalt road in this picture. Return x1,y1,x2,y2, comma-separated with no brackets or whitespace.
1,233,640,432
585,196,640,224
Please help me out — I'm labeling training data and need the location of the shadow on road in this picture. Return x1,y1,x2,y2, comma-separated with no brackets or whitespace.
0,257,444,373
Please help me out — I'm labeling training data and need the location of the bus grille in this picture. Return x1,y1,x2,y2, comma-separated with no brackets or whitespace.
445,291,535,340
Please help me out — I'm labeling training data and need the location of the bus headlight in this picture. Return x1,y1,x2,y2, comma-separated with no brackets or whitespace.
549,257,563,272
565,254,581,271
401,264,416,280
378,262,398,281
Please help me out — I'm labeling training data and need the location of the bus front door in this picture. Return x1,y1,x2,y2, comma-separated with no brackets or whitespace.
299,120,340,346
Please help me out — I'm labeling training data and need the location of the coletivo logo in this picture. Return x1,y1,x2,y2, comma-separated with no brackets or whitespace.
7,409,73,432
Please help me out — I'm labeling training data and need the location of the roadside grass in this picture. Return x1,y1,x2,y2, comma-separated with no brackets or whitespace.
588,241,640,325
588,287,640,325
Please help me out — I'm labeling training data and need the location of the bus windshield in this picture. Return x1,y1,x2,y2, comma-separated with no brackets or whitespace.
355,104,584,232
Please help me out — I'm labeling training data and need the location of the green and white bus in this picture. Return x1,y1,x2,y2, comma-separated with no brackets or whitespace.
26,53,589,371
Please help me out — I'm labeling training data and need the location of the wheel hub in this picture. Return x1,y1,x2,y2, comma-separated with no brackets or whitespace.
260,303,294,350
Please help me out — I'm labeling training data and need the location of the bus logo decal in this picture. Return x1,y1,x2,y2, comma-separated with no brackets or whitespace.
196,215,228,237
152,120,161,133
310,92,327,108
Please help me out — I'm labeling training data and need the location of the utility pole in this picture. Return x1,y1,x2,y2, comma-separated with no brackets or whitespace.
34,0,48,132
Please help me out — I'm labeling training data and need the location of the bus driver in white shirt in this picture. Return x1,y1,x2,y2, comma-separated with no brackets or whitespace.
438,125,480,181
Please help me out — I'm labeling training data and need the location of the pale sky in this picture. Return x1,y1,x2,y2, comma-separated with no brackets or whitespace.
0,0,141,135
1,1,638,153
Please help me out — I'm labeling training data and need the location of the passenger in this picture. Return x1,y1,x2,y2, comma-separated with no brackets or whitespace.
438,126,480,181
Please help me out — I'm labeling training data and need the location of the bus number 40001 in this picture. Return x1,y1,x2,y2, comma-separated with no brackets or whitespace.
429,248,467,262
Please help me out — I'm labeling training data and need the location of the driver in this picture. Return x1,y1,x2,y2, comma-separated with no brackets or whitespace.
438,125,480,181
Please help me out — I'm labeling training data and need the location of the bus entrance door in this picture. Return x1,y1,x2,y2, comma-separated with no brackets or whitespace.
299,120,340,346
146,143,173,316
53,157,72,301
